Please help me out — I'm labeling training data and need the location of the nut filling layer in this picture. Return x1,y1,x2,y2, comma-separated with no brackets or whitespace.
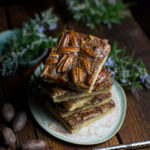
41,30,111,92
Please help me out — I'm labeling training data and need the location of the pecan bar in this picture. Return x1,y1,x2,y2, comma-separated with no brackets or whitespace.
56,93,112,118
61,93,111,112
41,30,111,93
45,99,115,133
41,68,112,102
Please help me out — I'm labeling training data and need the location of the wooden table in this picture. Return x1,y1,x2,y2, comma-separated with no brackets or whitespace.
0,1,150,150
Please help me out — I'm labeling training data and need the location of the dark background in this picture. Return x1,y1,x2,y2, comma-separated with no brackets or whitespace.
0,0,150,39
126,0,150,38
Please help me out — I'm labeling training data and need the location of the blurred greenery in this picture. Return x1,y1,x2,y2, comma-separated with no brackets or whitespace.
66,0,131,29
105,41,150,91
0,8,58,76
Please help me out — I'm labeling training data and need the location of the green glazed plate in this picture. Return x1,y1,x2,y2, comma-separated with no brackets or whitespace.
28,64,127,145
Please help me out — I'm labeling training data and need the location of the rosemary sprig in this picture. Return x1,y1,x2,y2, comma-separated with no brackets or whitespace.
0,8,59,76
66,0,130,29
105,42,150,91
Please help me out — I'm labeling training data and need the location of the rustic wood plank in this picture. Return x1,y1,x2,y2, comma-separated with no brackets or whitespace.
0,82,5,106
118,92,150,141
0,7,8,31
91,136,119,150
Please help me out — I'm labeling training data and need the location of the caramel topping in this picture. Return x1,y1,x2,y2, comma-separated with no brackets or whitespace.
72,67,84,84
41,30,111,91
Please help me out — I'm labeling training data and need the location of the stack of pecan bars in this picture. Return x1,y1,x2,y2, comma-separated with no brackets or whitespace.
40,30,115,133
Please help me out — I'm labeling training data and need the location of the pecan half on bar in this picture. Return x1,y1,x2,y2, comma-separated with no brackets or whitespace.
41,29,111,93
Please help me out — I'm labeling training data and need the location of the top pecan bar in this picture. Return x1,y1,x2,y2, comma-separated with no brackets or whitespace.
41,67,112,102
41,30,111,93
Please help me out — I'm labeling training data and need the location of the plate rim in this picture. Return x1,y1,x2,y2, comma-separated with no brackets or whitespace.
28,79,127,145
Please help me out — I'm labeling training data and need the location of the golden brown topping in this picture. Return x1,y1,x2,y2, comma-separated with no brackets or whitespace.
79,83,88,88
89,35,103,43
49,53,59,59
62,55,74,72
72,67,84,84
82,57,91,74
87,73,95,85
80,38,85,48
94,46,101,57
52,88,67,96
62,34,70,47
41,30,111,92
41,65,49,77
95,68,110,85
57,54,68,72
46,58,58,64
57,55,74,73
44,66,57,79
81,37,102,57
57,54,67,67
60,47,79,53
65,100,115,126
70,30,78,47
51,47,57,53
60,73,69,82
57,32,65,48
46,53,59,65
95,79,112,90
89,35,94,40
95,93,111,100
81,47,95,57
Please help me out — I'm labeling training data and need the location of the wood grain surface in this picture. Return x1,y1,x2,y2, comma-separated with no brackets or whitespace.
0,0,150,150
